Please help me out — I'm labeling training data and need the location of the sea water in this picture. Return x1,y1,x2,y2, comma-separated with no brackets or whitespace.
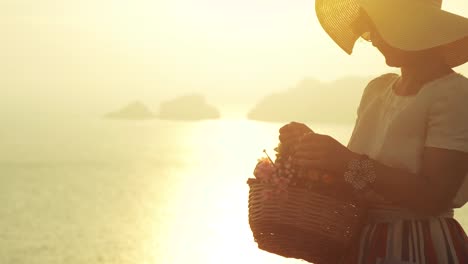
1,118,466,264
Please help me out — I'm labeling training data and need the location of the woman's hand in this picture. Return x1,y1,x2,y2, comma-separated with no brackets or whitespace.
293,132,360,176
278,122,313,148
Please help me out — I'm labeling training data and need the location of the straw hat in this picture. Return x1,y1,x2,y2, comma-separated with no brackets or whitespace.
315,0,468,67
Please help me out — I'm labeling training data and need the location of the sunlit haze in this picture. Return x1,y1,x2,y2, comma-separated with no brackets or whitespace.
2,0,468,118
2,1,468,264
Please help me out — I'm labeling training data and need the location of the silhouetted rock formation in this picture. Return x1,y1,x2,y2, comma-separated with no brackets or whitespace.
158,94,220,121
105,101,156,120
247,77,370,123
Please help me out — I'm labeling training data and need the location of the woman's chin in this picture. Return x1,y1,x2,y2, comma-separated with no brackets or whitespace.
384,57,402,68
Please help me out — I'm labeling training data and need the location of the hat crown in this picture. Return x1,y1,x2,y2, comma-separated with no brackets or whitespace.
390,0,442,8
315,0,468,67
359,0,442,9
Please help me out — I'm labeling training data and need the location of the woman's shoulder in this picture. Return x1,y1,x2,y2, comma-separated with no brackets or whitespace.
368,72,400,85
360,73,399,102
364,73,399,95
423,72,468,100
444,72,468,93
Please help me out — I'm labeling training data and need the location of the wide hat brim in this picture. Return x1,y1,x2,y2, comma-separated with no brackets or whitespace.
315,0,468,67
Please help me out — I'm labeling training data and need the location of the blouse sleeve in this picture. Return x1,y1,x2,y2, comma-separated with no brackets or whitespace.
348,73,398,149
425,85,468,152
357,73,399,115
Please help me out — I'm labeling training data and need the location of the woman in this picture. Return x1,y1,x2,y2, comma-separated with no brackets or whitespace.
279,0,468,263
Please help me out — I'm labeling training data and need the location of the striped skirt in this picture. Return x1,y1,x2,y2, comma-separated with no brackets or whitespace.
344,209,468,264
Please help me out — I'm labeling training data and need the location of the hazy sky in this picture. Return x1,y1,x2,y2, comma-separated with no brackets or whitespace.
2,0,468,115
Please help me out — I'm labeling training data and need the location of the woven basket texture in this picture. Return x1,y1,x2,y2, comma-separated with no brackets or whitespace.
248,178,367,264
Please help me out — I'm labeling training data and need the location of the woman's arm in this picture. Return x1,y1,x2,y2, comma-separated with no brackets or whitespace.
370,147,468,214
291,132,468,215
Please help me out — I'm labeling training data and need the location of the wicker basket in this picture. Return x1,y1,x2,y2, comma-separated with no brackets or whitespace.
248,178,367,264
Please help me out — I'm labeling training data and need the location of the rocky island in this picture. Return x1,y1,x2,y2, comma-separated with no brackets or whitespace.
247,77,369,123
105,101,156,120
157,94,221,121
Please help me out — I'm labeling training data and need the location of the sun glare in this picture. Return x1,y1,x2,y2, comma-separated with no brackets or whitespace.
147,120,288,264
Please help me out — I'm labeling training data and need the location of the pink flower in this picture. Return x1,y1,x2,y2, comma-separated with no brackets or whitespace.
273,177,281,184
254,158,276,181
277,178,290,190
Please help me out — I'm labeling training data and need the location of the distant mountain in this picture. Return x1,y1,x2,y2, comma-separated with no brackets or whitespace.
158,94,221,121
247,77,370,123
105,101,156,120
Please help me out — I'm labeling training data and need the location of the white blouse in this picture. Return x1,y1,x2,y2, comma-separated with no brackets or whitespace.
348,72,468,207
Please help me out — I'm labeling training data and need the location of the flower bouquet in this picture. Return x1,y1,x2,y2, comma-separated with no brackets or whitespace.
247,141,367,264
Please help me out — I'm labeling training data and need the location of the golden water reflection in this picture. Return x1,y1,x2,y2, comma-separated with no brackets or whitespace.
145,120,354,264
